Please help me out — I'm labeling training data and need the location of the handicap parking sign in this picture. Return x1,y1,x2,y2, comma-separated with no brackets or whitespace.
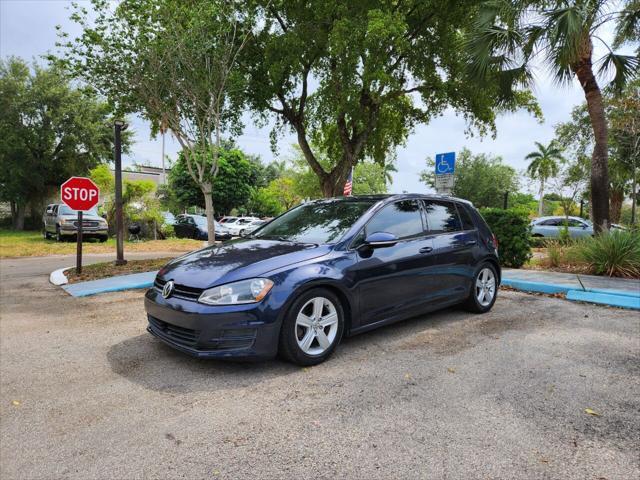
435,152,455,175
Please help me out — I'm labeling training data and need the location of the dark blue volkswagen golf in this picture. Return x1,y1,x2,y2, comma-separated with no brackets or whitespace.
145,194,500,365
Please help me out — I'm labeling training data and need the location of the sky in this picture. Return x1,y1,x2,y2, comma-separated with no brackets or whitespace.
0,0,629,194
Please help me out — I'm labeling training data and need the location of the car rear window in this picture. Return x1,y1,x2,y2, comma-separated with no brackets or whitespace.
424,201,462,233
456,204,476,231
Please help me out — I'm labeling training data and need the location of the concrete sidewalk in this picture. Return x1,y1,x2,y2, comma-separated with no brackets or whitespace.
502,268,640,295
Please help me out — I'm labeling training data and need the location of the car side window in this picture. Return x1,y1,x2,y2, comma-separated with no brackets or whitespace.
456,204,475,231
541,219,560,226
424,201,462,233
566,219,584,227
365,200,424,240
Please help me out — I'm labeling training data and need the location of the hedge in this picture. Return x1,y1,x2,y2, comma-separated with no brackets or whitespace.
479,208,532,268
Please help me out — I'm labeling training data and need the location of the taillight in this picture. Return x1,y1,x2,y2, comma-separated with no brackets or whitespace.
492,233,498,250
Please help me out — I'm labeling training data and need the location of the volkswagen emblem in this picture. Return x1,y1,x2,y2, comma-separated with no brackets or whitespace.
162,280,175,299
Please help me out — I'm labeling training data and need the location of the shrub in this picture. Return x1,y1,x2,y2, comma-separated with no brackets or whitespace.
573,230,640,278
547,241,563,268
479,208,532,268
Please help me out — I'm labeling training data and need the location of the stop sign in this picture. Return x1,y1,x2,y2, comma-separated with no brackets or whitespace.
60,177,100,211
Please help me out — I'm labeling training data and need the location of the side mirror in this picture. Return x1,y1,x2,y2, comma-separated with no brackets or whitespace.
359,231,399,250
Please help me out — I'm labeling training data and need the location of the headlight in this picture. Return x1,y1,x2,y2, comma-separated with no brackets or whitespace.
198,278,274,305
99,219,108,226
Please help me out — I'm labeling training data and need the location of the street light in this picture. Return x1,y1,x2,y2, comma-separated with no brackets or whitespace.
114,120,128,266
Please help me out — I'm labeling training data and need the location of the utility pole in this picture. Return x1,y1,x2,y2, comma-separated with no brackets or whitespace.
114,120,128,266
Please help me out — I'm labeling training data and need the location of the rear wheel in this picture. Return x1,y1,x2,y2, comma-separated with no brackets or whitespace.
279,288,344,366
464,263,498,313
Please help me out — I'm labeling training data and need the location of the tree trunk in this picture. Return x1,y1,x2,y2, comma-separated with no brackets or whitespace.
13,203,25,230
609,188,624,224
538,179,545,217
572,38,609,233
201,182,216,246
632,163,637,225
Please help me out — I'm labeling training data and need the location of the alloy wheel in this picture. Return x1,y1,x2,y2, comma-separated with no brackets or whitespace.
476,267,496,307
295,296,339,356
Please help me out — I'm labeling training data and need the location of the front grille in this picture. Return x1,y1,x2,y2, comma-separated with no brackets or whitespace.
154,277,202,301
73,220,99,228
148,316,200,347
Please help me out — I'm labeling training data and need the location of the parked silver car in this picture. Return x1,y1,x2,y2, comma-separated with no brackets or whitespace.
43,203,108,242
530,216,593,239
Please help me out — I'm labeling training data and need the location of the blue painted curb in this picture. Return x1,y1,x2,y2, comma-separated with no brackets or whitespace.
566,290,640,310
501,278,570,294
63,270,158,297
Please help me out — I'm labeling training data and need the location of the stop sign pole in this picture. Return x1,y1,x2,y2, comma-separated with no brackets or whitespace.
114,120,128,266
60,177,100,274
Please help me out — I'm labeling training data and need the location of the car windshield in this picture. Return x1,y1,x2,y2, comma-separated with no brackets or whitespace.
252,200,377,244
224,218,238,224
59,205,98,216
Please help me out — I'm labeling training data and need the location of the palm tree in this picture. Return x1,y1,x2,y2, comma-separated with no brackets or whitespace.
467,0,639,232
525,141,564,216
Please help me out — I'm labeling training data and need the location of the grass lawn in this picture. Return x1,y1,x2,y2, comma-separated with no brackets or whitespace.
0,229,203,258
66,257,172,283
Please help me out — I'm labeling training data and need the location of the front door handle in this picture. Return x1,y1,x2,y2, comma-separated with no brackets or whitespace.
419,246,433,254
465,240,477,246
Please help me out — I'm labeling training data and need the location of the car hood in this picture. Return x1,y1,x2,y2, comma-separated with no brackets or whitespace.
158,238,332,289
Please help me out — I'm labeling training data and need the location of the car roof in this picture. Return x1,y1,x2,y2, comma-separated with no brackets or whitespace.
307,193,473,206
534,216,587,221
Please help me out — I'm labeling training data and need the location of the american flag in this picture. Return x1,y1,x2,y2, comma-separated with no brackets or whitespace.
343,168,353,196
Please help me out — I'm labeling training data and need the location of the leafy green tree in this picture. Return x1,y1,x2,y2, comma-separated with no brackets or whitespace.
467,0,639,232
420,148,519,208
243,1,539,197
248,187,285,218
525,142,564,216
169,148,258,215
556,81,640,223
0,57,120,229
61,0,252,245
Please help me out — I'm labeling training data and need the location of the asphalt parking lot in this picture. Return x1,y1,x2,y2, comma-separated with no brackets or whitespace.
1,256,639,479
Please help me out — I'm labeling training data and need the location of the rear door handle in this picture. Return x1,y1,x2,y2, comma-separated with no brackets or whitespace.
419,246,433,254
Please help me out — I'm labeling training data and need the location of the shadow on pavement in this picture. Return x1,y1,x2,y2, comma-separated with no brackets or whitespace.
107,333,298,393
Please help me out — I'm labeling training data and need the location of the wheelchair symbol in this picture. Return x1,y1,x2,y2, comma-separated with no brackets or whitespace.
435,153,455,174
436,157,451,174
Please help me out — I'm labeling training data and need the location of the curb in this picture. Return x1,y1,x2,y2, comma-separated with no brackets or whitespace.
62,271,158,297
566,290,640,310
502,277,640,311
50,267,71,286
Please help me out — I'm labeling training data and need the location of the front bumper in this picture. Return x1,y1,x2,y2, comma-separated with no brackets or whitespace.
144,288,281,359
59,226,108,237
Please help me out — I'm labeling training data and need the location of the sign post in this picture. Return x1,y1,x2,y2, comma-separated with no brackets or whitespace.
435,152,456,195
60,177,100,274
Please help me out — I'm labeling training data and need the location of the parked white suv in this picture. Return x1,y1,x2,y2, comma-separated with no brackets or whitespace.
43,203,108,242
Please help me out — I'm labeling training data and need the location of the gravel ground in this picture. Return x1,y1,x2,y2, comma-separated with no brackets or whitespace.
1,257,639,480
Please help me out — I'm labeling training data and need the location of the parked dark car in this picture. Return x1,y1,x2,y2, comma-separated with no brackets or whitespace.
145,194,500,365
173,214,232,241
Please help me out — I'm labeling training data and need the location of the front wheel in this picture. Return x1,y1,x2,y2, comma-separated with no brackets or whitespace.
279,288,344,366
55,226,63,242
463,263,498,313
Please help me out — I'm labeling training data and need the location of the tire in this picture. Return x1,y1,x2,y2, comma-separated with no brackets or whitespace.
463,262,499,313
279,288,345,366
55,226,63,242
99,236,108,243
43,228,50,240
